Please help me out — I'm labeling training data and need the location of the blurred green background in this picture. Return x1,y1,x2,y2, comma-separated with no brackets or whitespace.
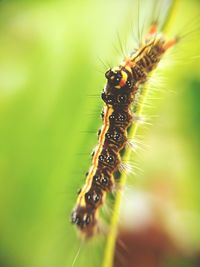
0,0,199,267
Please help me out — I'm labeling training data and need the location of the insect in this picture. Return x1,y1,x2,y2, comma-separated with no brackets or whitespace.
71,19,178,238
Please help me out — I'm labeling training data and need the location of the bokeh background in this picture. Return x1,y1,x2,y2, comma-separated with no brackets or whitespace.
0,0,199,267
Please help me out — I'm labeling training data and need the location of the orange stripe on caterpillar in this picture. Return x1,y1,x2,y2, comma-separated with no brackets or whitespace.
77,106,113,207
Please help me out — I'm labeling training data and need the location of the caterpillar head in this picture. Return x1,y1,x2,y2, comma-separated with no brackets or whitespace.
71,206,98,238
105,67,133,89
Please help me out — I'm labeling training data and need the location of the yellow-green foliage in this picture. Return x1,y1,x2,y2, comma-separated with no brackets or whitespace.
0,1,199,267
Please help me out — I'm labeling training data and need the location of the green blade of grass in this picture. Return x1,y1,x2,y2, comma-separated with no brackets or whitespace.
102,1,179,267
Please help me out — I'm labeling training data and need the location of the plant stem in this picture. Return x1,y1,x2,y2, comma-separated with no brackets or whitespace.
102,1,179,267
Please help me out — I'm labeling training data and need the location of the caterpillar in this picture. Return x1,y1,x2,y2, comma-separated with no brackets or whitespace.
71,19,178,238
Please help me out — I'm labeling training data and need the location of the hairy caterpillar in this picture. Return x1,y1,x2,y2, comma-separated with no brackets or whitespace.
71,20,178,238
